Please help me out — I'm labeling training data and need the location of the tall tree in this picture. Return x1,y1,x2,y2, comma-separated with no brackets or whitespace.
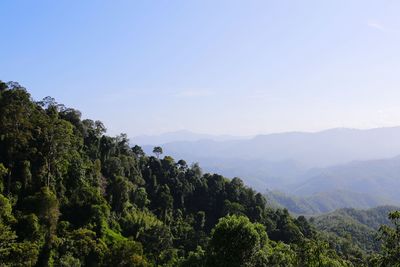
153,146,163,159
372,211,400,266
0,83,34,195
207,215,269,267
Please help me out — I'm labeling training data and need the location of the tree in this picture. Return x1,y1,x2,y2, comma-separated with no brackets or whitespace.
153,146,163,159
0,194,39,266
0,81,368,266
0,163,7,192
180,246,206,267
57,228,107,266
105,239,149,267
207,215,269,267
372,211,400,266
33,187,60,265
132,145,145,158
177,159,187,170
0,86,34,194
36,106,74,187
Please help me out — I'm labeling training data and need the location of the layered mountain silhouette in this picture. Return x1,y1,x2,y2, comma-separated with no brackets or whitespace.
133,130,248,145
135,127,400,212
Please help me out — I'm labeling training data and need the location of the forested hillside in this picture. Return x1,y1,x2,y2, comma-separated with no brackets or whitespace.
312,206,399,252
0,81,399,266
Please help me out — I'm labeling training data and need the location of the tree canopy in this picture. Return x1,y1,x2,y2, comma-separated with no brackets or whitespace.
0,80,398,266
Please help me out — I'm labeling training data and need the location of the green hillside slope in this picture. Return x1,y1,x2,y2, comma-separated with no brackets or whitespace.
312,206,399,252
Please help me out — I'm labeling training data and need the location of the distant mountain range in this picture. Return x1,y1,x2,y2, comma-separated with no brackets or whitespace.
135,127,400,211
266,154,400,213
132,130,249,145
266,190,394,215
290,156,400,202
138,127,400,167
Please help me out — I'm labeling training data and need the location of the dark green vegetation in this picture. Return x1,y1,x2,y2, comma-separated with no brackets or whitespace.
0,81,399,266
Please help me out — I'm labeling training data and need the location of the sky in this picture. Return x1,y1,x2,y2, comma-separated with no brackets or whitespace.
1,0,400,137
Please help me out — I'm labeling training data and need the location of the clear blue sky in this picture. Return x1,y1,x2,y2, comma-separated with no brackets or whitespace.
1,0,400,137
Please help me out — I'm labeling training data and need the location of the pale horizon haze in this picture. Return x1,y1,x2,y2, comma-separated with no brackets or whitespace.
1,1,400,137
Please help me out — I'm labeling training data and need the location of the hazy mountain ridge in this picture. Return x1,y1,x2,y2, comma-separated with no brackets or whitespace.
139,127,400,211
291,155,400,202
266,190,392,215
141,127,400,167
133,130,249,145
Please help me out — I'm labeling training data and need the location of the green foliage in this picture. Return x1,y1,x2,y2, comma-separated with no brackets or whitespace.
296,239,351,267
311,205,400,264
264,241,297,267
152,146,163,159
0,163,7,191
1,81,397,266
207,215,269,267
104,239,149,267
57,228,107,266
371,211,400,266
0,193,40,266
119,208,163,239
179,246,206,267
